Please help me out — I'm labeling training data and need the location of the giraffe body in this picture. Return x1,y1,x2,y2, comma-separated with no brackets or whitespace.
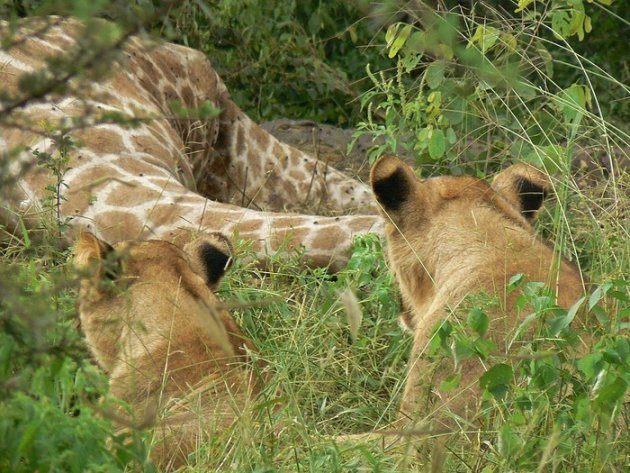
1,17,383,270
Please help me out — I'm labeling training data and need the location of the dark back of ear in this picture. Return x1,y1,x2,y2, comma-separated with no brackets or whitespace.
514,176,548,220
370,155,415,213
492,163,551,221
184,233,233,288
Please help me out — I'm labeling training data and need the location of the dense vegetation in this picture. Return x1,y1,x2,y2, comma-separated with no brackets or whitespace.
1,0,628,471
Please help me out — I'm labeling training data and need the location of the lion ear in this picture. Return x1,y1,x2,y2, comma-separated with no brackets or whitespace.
491,164,551,221
184,233,233,289
370,155,417,215
74,232,119,280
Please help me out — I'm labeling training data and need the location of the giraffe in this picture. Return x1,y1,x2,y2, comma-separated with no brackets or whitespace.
0,16,383,271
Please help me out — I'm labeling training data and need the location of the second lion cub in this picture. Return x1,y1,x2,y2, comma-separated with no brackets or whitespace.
369,155,590,427
74,232,261,470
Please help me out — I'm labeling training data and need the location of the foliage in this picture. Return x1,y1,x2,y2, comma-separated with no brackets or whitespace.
422,276,629,471
147,0,390,124
356,1,629,173
0,255,152,471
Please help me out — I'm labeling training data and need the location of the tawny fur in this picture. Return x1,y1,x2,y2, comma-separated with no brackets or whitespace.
74,232,259,470
370,155,589,427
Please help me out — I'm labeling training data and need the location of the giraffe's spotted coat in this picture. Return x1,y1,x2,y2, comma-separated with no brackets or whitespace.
0,17,383,270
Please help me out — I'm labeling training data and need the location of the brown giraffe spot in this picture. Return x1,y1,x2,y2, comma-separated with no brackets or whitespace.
234,219,264,237
74,128,126,154
109,73,148,105
288,149,302,167
133,54,159,82
168,54,185,79
131,55,164,103
131,134,177,166
311,227,341,251
4,129,40,149
22,166,53,201
8,34,56,68
265,216,302,228
149,121,183,151
249,124,270,149
150,179,186,193
94,210,144,242
104,183,163,207
65,165,127,213
63,190,92,218
246,148,262,179
113,156,160,177
152,50,177,84
184,51,220,99
269,227,308,251
69,165,125,193
163,85,181,104
178,195,206,206
272,142,284,160
181,85,196,107
347,217,376,232
149,203,187,228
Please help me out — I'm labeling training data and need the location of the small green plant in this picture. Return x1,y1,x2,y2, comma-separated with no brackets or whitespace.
30,133,73,241
421,277,629,471
0,261,152,472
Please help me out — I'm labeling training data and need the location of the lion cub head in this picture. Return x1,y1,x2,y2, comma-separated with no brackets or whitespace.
369,155,586,424
74,232,258,470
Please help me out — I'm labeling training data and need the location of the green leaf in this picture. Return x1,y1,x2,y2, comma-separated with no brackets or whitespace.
550,296,585,336
405,31,426,54
557,84,591,125
507,273,525,291
595,377,628,405
479,363,513,398
589,282,613,309
445,127,457,144
429,320,453,355
473,338,496,359
308,12,321,35
551,10,572,39
426,61,445,89
469,26,500,53
428,128,446,160
467,308,489,337
498,424,520,457
388,24,413,59
454,337,475,365
515,0,536,13
439,373,461,392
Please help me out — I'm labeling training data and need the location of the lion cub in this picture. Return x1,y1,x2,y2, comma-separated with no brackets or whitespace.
74,232,260,470
369,155,588,427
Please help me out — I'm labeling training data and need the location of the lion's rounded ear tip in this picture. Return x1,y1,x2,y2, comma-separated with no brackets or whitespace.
370,154,404,182
193,232,233,258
